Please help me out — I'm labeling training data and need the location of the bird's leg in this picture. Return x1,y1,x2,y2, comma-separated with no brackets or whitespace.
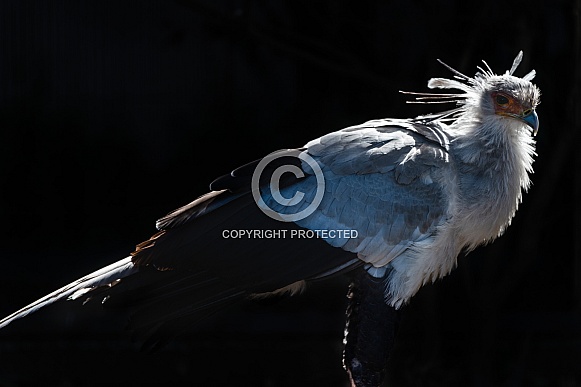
343,266,399,387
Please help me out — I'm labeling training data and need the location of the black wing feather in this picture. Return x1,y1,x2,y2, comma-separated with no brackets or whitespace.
105,152,359,348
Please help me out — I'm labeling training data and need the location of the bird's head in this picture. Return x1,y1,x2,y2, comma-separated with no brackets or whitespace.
481,74,540,135
404,51,541,136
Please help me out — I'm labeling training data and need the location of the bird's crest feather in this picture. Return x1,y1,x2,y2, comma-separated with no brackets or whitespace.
401,50,536,123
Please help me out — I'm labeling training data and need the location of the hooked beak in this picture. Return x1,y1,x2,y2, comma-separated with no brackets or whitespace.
521,109,539,136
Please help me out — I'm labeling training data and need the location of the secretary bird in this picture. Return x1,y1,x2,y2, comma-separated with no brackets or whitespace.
0,51,540,387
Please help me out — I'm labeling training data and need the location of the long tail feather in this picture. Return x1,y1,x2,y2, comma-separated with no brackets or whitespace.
0,256,137,329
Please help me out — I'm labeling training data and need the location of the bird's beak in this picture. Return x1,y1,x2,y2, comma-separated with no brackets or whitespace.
521,109,539,136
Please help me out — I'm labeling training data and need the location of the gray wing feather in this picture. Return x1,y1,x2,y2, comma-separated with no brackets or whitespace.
263,119,451,267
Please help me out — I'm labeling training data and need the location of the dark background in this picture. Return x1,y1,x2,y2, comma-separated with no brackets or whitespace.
0,1,579,386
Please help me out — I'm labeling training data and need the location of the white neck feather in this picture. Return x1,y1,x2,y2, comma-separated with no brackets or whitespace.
448,112,536,248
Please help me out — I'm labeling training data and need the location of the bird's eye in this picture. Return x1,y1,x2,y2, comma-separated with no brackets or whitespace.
496,94,509,105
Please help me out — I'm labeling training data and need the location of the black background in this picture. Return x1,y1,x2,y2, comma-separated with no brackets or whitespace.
0,1,579,386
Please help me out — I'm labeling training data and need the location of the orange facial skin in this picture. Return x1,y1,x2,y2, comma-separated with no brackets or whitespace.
492,90,538,135
491,91,532,117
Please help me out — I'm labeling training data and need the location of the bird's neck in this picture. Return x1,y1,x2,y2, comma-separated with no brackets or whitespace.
447,116,536,244
450,115,535,174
